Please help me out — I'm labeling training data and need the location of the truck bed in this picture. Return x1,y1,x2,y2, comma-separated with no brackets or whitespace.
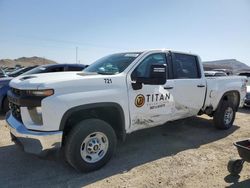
204,76,246,110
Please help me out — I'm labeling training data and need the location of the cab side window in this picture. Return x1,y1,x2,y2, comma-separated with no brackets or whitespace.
172,53,200,79
134,53,167,78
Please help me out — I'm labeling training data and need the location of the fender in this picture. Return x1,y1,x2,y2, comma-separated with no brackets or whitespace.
216,90,240,112
59,102,126,140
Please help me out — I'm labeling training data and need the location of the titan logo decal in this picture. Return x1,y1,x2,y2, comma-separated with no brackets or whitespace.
135,94,145,107
146,93,170,102
135,93,171,108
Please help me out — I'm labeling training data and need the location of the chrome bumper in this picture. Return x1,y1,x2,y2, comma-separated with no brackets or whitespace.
5,112,63,155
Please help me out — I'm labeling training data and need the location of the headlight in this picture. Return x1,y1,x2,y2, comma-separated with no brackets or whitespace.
26,89,54,97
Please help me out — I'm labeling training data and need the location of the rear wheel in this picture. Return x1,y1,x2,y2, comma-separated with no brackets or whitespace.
64,119,117,172
213,101,236,130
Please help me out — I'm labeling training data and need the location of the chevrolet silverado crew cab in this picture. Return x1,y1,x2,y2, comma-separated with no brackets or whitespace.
6,49,247,172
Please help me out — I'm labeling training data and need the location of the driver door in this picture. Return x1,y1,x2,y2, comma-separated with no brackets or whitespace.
126,53,175,133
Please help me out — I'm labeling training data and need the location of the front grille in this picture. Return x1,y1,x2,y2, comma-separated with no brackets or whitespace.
9,102,22,122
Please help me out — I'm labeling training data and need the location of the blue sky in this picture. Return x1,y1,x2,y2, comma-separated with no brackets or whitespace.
0,0,250,65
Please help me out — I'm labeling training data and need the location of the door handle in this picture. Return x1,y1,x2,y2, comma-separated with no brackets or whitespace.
164,86,174,90
197,84,205,88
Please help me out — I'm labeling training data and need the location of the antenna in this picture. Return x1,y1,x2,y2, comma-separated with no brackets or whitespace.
76,47,78,64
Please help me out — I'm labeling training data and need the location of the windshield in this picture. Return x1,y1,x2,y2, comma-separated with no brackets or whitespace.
83,52,141,75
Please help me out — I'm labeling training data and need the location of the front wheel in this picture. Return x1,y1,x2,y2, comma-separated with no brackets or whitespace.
64,119,117,172
213,101,236,130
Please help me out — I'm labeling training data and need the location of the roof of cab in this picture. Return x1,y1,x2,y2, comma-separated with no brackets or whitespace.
139,49,199,57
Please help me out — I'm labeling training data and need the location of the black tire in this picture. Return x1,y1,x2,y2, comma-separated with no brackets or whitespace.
213,100,236,130
3,97,9,113
227,159,243,176
64,119,117,172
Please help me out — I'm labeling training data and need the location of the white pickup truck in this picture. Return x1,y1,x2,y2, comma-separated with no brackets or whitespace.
6,49,247,172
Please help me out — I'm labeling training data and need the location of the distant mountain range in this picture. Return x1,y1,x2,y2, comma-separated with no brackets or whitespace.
0,56,57,68
203,59,250,74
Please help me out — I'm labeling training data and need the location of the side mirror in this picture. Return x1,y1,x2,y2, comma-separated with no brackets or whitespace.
149,64,167,84
131,64,167,90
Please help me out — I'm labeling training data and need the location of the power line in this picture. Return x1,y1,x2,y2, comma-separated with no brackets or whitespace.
8,34,129,51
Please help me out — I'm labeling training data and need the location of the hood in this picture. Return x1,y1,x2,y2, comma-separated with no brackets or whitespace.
10,72,92,89
9,72,124,93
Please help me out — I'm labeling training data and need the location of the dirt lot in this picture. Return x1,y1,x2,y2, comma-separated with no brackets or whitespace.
0,108,250,188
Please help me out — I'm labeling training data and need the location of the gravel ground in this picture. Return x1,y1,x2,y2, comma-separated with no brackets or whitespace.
0,108,250,188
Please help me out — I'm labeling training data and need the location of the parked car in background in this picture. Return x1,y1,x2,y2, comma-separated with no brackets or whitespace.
238,73,250,107
0,66,38,113
21,63,88,76
0,63,87,112
4,67,19,75
0,77,14,112
204,71,228,77
244,77,250,107
7,66,38,77
212,69,233,75
0,68,7,78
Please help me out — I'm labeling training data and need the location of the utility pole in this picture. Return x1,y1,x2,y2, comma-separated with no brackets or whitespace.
76,47,78,64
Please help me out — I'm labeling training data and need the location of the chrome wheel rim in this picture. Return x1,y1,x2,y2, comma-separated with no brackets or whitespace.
224,107,234,125
80,132,109,163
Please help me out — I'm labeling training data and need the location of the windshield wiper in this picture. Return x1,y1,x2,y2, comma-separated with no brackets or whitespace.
96,71,116,75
